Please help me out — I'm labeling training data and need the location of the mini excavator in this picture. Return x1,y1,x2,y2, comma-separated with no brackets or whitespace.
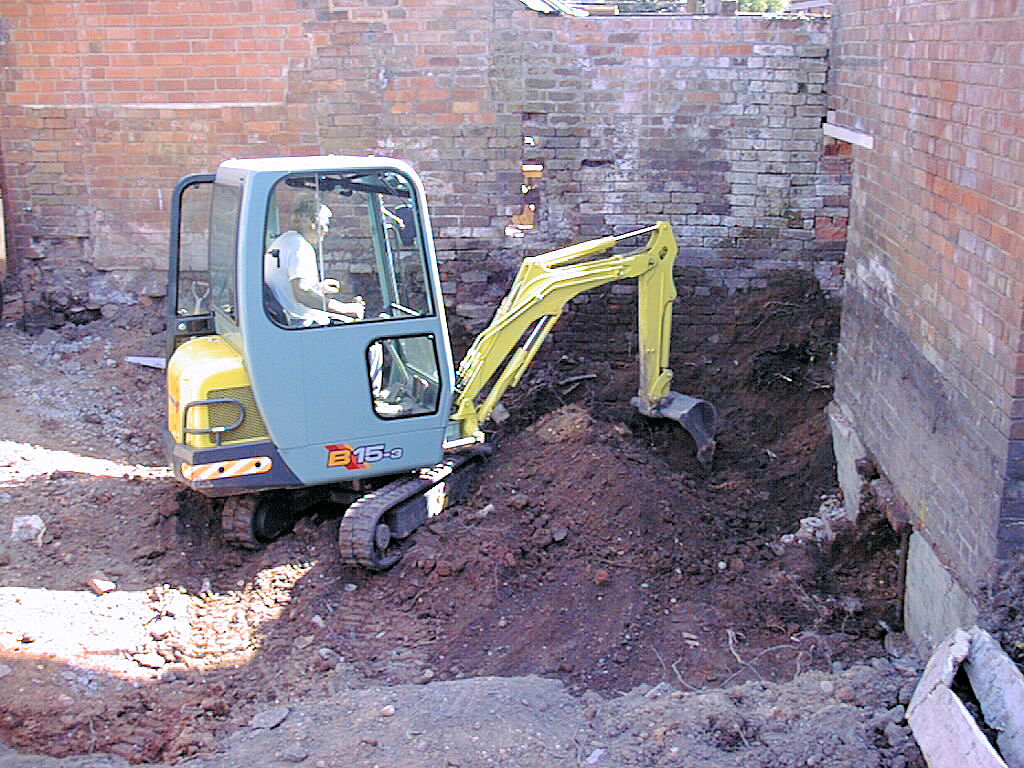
165,155,717,569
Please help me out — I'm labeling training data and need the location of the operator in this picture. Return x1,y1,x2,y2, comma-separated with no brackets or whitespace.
264,199,365,327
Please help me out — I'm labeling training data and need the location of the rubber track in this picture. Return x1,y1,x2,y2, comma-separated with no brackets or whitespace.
337,455,481,570
221,495,261,550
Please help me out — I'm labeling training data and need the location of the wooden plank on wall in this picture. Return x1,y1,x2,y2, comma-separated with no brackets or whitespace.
0,186,7,279
823,122,874,149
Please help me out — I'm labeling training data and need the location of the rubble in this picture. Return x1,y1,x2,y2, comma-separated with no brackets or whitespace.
249,706,290,730
86,572,117,595
10,514,45,545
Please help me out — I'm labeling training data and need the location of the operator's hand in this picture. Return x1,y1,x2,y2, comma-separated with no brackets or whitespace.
348,296,365,320
328,296,365,320
320,278,341,294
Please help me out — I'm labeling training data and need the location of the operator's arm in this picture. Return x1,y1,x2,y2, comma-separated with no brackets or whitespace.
290,277,365,319
286,238,365,319
328,298,366,319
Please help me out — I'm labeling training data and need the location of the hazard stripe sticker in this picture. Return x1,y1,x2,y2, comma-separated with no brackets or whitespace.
180,457,273,482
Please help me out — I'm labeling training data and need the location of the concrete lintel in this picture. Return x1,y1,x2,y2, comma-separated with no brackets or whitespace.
827,400,868,521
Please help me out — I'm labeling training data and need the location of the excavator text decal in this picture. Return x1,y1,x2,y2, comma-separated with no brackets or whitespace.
326,443,404,470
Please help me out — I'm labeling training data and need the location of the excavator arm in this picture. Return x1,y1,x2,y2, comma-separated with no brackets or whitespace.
450,221,718,468
342,222,717,571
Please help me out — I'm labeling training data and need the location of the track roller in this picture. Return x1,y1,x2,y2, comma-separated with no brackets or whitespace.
220,492,297,549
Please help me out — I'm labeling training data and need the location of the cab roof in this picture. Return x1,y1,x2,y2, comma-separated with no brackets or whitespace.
218,155,412,175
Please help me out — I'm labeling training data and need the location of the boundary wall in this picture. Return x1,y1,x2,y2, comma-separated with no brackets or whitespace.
828,0,1024,646
0,0,840,355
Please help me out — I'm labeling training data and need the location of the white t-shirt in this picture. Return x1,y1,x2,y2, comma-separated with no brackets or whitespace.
264,230,330,326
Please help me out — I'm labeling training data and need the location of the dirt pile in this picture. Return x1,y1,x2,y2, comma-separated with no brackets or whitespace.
398,403,901,694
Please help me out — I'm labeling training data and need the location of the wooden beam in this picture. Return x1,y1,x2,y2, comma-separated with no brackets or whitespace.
0,186,7,279
823,121,874,149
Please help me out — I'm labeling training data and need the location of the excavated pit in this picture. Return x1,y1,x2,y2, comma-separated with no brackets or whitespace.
0,275,917,765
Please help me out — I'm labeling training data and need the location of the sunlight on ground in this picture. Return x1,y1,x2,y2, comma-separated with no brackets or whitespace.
0,562,315,681
0,440,172,484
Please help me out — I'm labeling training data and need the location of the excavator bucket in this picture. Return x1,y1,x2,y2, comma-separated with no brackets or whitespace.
634,391,719,470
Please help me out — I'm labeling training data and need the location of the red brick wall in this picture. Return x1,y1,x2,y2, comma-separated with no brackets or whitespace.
4,1,312,107
831,0,1024,601
0,1,840,347
0,1,320,273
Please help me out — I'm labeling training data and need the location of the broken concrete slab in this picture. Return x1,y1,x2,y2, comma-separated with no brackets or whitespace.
908,626,1024,768
965,627,1024,768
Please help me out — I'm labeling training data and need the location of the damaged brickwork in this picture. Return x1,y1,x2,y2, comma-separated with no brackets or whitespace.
0,1,843,353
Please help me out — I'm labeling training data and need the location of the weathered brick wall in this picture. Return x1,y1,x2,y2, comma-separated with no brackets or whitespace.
479,12,844,362
0,1,840,352
0,0,320,300
830,0,1024,616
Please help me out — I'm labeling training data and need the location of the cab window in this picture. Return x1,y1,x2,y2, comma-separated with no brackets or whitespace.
209,183,241,321
369,335,442,419
262,171,434,329
174,180,212,317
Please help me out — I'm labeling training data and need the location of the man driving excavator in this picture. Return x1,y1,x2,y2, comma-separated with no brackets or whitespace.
264,198,366,327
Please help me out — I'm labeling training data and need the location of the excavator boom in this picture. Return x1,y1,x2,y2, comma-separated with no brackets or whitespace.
450,221,717,467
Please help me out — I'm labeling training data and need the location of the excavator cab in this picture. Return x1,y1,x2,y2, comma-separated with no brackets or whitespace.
166,157,455,497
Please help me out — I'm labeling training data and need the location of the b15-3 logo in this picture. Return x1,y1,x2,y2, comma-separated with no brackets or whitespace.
326,443,404,470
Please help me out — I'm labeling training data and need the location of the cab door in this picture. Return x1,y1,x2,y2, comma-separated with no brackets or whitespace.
166,173,215,358
237,164,456,486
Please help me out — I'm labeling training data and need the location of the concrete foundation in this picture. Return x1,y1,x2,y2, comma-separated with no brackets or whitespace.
829,400,979,650
827,401,868,523
904,532,978,652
